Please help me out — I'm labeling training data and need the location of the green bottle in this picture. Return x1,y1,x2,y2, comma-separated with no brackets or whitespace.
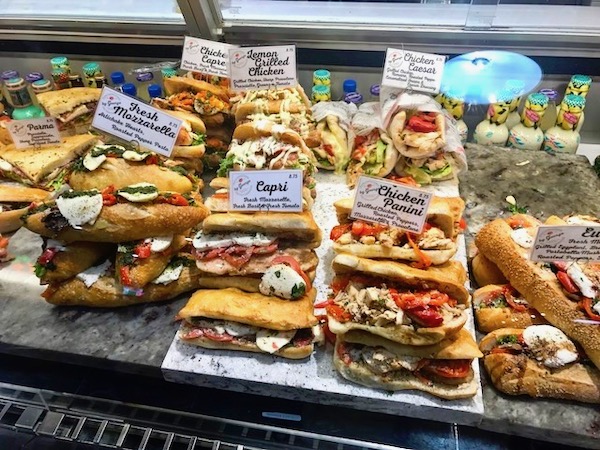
6,77,45,120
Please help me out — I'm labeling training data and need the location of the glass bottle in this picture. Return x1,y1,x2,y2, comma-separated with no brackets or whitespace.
50,56,72,90
110,72,126,92
135,72,154,102
25,72,44,106
82,62,107,88
504,80,525,130
32,79,53,96
507,93,548,150
538,89,558,132
5,77,45,120
564,75,591,132
312,85,331,104
69,72,85,88
441,89,468,145
313,69,331,87
473,90,512,146
1,70,19,107
543,94,585,154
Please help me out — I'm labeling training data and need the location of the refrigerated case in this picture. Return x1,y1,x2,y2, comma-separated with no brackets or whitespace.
0,1,599,449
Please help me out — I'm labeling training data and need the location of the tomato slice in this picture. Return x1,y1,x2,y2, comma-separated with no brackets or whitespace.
351,220,385,237
145,154,160,165
101,185,117,206
213,192,229,200
330,224,351,241
421,359,471,379
37,248,58,265
119,266,132,286
161,193,189,206
406,115,438,133
134,242,152,259
314,299,332,308
272,255,312,292
387,175,420,187
459,217,467,231
323,144,335,156
557,271,579,294
331,275,351,295
326,304,352,322
581,297,600,322
180,328,204,340
406,306,444,328
503,286,528,312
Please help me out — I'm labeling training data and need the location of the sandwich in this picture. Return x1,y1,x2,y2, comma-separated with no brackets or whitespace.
185,71,231,91
203,126,233,170
0,116,11,145
68,142,197,193
232,86,311,110
326,254,470,346
471,252,507,287
22,184,209,243
346,129,397,188
393,152,457,185
480,325,600,403
473,284,547,333
313,115,349,173
154,76,230,118
216,121,317,197
0,134,97,190
0,183,51,233
177,286,319,359
34,240,113,285
330,196,464,267
475,215,600,369
334,329,482,399
41,253,202,307
388,110,445,159
159,109,207,160
37,88,101,135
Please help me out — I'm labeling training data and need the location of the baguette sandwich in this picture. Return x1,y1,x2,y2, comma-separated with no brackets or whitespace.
232,86,311,110
159,109,207,161
471,252,507,287
0,183,51,233
177,287,319,359
475,215,600,370
480,325,600,403
388,110,445,159
346,129,397,188
22,185,209,243
155,76,230,117
334,329,482,399
37,88,101,135
326,254,470,346
330,196,464,267
0,134,97,190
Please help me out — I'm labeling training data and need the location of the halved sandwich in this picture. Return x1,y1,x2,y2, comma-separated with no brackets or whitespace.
330,196,464,267
326,254,470,346
388,110,445,159
480,325,600,403
177,287,319,359
154,76,230,118
160,109,207,161
346,129,397,188
0,134,97,190
313,115,349,173
37,88,101,135
22,184,209,243
0,183,51,233
334,329,482,399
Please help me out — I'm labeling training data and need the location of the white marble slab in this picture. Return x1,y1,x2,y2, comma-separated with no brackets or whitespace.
162,173,484,426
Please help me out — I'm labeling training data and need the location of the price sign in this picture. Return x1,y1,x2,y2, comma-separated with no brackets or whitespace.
228,45,297,92
229,170,303,212
350,176,433,233
91,87,182,157
180,36,234,78
531,225,600,262
7,117,61,149
382,48,446,94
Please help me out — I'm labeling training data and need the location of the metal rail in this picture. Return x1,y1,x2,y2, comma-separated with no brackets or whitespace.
0,382,409,450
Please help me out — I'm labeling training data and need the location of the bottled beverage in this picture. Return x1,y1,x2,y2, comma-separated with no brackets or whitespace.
312,85,331,104
1,70,19,107
507,93,548,150
564,75,591,132
369,84,380,102
50,57,72,90
148,84,162,100
25,72,44,106
473,89,512,146
313,69,331,86
110,72,126,92
135,72,154,102
538,89,558,132
161,67,178,82
504,80,525,130
82,62,107,88
441,89,468,145
342,79,357,97
5,77,45,120
543,94,585,154
32,79,53,95
69,73,85,87
122,83,138,98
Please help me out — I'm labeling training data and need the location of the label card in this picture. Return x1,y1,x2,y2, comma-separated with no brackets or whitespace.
229,170,303,212
180,36,234,78
229,45,297,92
531,225,600,262
350,176,433,233
382,48,446,94
91,87,182,157
7,117,61,149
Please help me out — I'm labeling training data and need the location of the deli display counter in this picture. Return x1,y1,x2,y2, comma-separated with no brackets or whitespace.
0,1,599,449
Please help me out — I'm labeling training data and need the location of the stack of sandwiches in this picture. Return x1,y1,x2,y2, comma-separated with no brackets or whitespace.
325,195,483,399
474,214,600,403
37,87,101,136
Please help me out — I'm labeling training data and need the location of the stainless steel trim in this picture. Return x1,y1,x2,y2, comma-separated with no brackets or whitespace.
182,0,223,40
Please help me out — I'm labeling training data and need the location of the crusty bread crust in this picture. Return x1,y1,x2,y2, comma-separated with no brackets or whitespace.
160,109,206,134
171,144,206,159
69,158,194,193
332,242,457,266
202,211,321,245
473,284,547,332
471,252,507,287
475,219,600,370
179,288,318,331
0,207,28,233
40,241,113,284
195,270,316,293
0,184,51,203
232,121,310,155
164,76,229,102
24,201,210,243
37,88,101,116
333,339,478,399
234,100,307,124
178,324,313,359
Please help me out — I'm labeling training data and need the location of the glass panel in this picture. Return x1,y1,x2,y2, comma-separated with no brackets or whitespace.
0,0,184,24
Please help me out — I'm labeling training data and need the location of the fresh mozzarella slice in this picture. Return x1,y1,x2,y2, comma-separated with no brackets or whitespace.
566,216,599,226
46,239,67,252
192,231,235,250
117,183,159,203
122,150,150,162
0,160,13,172
311,324,324,345
152,263,183,285
522,325,578,368
76,260,111,288
223,321,258,337
56,192,103,227
149,235,173,253
232,233,275,247
566,263,597,298
95,144,126,152
259,264,306,300
83,152,107,171
255,329,296,354
510,228,533,248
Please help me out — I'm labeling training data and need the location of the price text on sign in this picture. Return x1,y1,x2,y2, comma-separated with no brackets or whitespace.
229,170,303,212
382,48,446,94
180,36,234,78
91,87,183,157
350,176,433,233
7,117,61,149
531,225,600,262
228,45,297,92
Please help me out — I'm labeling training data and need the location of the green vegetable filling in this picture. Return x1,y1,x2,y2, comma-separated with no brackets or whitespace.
291,283,306,299
117,185,158,195
496,335,518,345
60,189,100,199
